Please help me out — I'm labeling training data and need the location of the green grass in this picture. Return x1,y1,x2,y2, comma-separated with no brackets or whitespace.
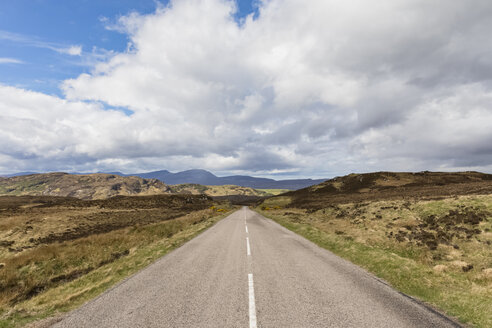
260,196,292,208
257,189,290,196
256,197,492,328
0,208,234,327
413,195,492,218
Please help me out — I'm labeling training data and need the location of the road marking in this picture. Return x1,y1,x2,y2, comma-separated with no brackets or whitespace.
245,225,249,233
246,237,251,256
248,274,257,328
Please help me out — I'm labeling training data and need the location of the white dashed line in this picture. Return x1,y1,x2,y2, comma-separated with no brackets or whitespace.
245,210,257,327
248,273,257,328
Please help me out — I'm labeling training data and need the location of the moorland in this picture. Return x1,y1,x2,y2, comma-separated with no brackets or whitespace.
257,171,492,327
0,194,233,327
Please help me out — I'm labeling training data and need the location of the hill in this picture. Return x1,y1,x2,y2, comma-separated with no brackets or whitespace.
0,173,170,200
282,171,492,208
168,183,272,197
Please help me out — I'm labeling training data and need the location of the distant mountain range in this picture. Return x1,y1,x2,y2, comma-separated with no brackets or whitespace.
2,172,38,178
135,169,326,189
2,169,327,190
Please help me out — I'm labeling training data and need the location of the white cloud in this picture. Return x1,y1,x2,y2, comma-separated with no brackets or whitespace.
0,30,82,56
2,0,492,177
0,57,24,64
58,45,83,56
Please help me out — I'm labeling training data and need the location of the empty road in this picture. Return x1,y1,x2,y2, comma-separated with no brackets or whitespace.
53,207,460,328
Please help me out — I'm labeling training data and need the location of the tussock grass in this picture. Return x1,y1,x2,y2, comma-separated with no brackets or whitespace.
256,194,492,327
0,196,234,327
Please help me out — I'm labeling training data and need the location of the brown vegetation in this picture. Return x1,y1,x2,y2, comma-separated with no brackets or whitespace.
0,194,223,313
284,171,492,208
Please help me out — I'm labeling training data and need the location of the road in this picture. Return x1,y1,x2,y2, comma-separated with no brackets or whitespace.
53,207,461,328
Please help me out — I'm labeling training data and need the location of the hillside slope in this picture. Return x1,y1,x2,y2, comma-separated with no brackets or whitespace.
0,173,170,200
284,171,492,208
169,183,272,197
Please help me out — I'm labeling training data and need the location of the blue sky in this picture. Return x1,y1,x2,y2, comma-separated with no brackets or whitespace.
0,0,257,96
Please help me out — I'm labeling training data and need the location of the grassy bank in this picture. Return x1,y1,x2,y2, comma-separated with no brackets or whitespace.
0,196,234,327
256,195,492,327
256,189,290,196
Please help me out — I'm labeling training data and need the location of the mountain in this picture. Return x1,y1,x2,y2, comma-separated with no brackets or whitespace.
132,169,326,190
1,171,39,178
217,175,326,189
0,173,170,200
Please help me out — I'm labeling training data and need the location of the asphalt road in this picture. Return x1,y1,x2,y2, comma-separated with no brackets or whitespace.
53,207,461,328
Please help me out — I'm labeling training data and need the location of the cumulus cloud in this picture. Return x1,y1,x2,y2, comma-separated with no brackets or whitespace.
2,0,492,177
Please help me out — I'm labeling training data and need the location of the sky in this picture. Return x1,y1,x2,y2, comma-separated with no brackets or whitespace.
1,0,492,179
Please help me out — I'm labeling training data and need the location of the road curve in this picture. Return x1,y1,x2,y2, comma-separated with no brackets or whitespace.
52,207,461,328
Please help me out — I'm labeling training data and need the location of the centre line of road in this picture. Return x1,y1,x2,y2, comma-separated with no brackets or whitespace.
246,237,251,256
248,274,257,328
245,225,249,233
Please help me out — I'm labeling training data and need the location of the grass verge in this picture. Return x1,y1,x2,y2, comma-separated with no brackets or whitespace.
255,195,492,327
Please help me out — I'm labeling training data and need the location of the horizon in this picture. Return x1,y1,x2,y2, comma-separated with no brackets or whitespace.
1,0,492,178
0,168,328,180
1,168,490,182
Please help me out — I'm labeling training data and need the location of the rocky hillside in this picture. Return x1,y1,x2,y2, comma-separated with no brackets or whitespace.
0,173,170,200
